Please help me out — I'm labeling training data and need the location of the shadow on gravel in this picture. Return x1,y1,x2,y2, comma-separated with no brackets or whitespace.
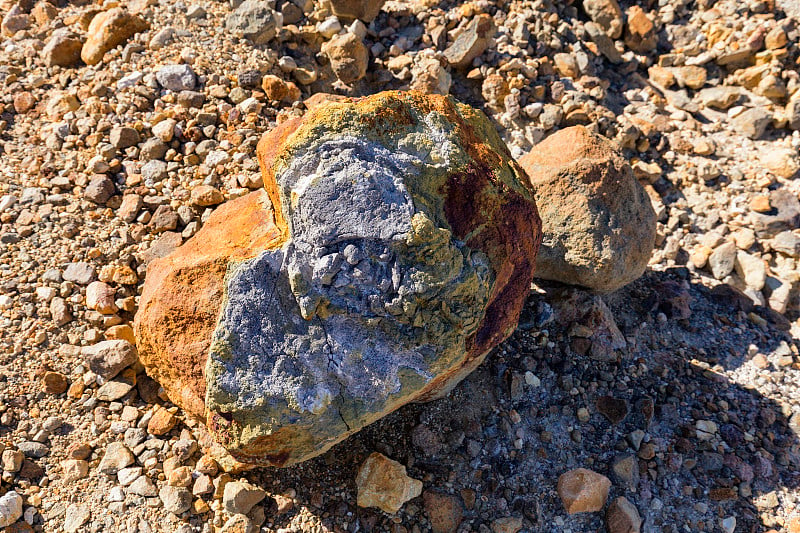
237,268,799,533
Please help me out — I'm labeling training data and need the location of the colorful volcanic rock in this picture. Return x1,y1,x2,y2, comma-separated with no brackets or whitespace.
134,91,542,466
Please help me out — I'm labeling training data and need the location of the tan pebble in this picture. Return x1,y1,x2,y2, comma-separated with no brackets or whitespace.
557,468,611,514
750,195,772,213
356,452,422,514
42,371,68,394
148,406,177,436
168,465,193,487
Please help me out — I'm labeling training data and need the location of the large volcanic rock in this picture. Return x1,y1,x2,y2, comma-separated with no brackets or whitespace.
135,91,542,466
519,126,656,293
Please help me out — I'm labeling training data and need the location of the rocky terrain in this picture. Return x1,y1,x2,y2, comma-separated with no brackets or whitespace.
0,0,799,531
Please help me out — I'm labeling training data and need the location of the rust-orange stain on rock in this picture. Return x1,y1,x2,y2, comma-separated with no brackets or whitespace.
134,191,283,418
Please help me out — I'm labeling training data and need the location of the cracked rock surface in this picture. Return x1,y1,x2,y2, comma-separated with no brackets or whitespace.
136,91,542,466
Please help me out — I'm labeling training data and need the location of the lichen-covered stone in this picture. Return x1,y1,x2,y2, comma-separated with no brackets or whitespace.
519,125,656,293
136,91,542,467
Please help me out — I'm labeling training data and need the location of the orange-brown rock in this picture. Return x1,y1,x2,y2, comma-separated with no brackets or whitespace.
81,8,149,66
261,75,301,104
133,191,282,418
606,496,642,533
624,6,657,53
557,468,611,514
329,0,386,22
519,125,656,292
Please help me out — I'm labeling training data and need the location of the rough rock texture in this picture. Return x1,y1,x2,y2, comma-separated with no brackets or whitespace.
606,497,643,533
321,32,369,85
356,452,422,513
583,0,623,39
224,0,282,45
519,125,656,293
328,0,386,22
557,468,611,514
81,8,149,66
134,191,283,417
136,91,542,466
42,28,83,67
444,14,495,69
0,491,23,528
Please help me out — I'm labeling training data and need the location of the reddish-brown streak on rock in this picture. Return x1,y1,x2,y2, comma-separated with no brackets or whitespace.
442,162,542,357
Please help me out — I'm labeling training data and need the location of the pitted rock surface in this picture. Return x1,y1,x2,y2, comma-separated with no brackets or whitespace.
136,91,542,466
519,125,656,293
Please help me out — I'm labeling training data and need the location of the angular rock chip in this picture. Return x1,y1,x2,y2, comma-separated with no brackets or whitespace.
606,496,642,533
224,0,282,45
519,125,656,293
357,452,422,514
83,339,138,380
322,32,369,85
444,14,495,69
557,468,611,514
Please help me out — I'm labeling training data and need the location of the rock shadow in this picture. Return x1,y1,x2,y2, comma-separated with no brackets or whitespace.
234,268,799,533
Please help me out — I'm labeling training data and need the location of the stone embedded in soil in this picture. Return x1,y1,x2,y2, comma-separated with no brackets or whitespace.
697,86,741,109
596,396,629,424
519,126,656,293
147,406,177,435
220,514,257,533
224,0,282,45
159,485,192,515
731,107,772,139
2,450,23,472
97,442,135,475
424,491,464,533
624,6,656,53
557,468,611,514
223,481,267,515
357,452,423,514
43,29,84,67
444,14,496,69
63,262,96,285
63,504,90,532
583,0,623,39
750,189,800,238
84,175,115,204
708,241,736,279
760,147,800,179
322,32,369,85
491,517,524,533
86,281,118,314
191,185,224,207
81,8,149,66
61,459,89,483
83,339,138,380
606,497,642,533
42,371,68,394
156,64,197,92
0,491,22,528
329,0,387,22
135,91,542,466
